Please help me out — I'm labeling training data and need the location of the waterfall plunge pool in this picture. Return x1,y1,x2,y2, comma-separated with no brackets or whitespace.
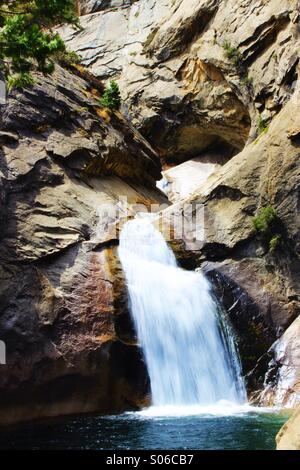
0,407,288,450
0,218,288,450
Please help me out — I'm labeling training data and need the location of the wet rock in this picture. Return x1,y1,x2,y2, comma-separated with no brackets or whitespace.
203,257,300,403
204,261,277,376
260,316,300,408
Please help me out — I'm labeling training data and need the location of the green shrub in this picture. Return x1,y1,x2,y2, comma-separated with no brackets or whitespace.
252,206,283,253
100,81,121,111
257,115,269,135
54,50,82,66
7,72,35,91
241,75,253,87
0,1,79,89
222,40,242,67
253,206,277,232
269,234,282,252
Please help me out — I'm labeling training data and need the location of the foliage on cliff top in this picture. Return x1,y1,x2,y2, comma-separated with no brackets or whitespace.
0,0,79,89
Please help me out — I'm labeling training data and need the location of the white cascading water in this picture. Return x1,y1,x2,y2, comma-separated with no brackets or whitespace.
118,218,247,410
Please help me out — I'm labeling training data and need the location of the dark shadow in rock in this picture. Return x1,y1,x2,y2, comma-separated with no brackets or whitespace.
107,341,150,410
204,268,276,393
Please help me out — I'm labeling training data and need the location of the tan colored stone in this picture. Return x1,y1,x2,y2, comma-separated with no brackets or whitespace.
0,64,163,426
159,84,300,406
158,156,221,203
61,0,299,162
276,404,300,450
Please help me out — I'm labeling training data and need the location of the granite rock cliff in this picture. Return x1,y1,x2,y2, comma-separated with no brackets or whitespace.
0,64,167,425
0,0,300,426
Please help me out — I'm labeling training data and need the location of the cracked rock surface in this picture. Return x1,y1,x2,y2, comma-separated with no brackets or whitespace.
0,65,166,425
62,0,299,163
0,0,300,427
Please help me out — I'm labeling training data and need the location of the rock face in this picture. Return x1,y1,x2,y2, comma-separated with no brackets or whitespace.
158,154,221,203
78,1,132,16
262,316,300,408
1,0,300,428
176,80,300,405
61,0,299,164
276,404,300,450
59,0,300,408
60,0,251,163
0,64,167,425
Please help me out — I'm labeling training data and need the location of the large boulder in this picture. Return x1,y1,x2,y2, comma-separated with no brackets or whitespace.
158,154,222,203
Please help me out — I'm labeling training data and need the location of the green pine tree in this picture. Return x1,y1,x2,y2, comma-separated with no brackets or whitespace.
0,0,79,89
100,81,122,111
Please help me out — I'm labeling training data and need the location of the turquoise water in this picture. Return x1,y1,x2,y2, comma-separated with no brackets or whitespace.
0,409,288,450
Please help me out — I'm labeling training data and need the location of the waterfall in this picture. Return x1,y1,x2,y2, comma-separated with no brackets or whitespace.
118,218,247,409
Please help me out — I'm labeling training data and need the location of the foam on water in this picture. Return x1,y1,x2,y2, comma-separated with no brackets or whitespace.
136,403,276,418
